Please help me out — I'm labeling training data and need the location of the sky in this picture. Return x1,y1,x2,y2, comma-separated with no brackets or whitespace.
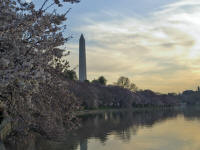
32,0,200,93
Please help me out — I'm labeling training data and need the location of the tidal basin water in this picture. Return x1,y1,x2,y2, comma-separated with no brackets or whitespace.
2,107,200,150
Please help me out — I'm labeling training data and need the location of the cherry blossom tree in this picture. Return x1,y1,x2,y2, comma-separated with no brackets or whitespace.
0,0,80,139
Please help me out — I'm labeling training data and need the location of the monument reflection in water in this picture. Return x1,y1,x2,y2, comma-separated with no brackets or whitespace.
3,107,200,150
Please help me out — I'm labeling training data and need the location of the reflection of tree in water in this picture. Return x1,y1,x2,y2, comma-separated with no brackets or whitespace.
182,106,200,121
65,108,180,148
3,108,200,150
80,139,87,150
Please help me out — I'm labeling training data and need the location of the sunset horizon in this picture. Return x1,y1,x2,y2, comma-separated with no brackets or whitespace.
62,0,200,93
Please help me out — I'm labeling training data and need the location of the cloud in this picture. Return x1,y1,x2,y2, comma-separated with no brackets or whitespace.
67,0,200,93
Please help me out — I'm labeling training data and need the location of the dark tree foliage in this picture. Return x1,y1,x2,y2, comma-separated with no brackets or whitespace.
67,80,180,110
98,76,107,85
91,76,107,86
63,70,78,80
115,76,138,92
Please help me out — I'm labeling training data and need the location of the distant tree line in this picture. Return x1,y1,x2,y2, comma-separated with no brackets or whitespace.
65,71,200,109
66,74,180,109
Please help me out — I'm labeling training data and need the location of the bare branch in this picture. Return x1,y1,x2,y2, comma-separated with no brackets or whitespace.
40,0,49,11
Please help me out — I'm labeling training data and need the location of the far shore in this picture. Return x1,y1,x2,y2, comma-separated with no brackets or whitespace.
76,106,183,116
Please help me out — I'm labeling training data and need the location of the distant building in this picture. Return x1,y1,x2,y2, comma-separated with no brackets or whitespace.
79,34,87,81
182,90,194,95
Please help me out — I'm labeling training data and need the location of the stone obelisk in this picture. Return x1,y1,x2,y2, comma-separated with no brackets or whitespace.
79,34,87,81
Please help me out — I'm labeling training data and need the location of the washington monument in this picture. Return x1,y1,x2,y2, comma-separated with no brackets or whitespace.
79,34,87,81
